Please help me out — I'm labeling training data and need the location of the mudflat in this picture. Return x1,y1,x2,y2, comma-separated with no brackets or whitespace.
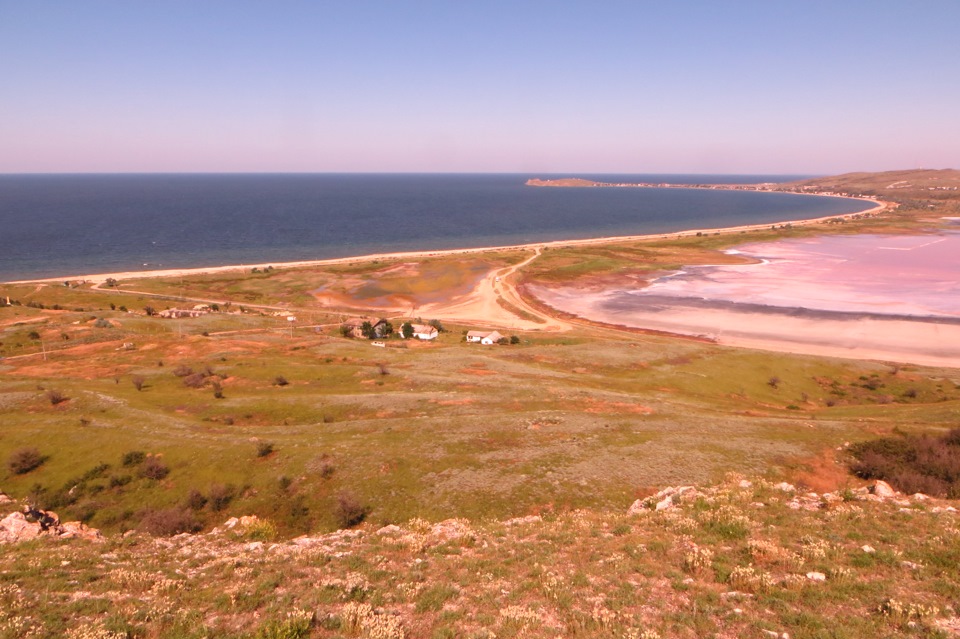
531,232,960,367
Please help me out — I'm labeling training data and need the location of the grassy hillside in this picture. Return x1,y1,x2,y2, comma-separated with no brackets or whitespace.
3,476,959,638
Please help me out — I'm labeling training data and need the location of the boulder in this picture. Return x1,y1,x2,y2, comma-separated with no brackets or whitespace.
806,572,826,582
0,511,42,543
870,480,896,498
58,521,103,541
376,524,402,535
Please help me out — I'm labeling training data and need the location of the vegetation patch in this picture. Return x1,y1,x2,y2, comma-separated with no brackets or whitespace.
848,428,960,497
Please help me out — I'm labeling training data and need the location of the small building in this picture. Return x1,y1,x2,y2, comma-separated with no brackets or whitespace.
372,319,393,338
341,318,367,338
411,324,438,340
466,330,503,345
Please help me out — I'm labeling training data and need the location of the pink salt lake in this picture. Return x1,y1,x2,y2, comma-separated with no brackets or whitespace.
532,233,960,366
644,233,960,318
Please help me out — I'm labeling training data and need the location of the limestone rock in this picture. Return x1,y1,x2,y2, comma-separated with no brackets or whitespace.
806,572,826,582
376,524,402,535
0,511,42,543
870,480,896,498
59,521,103,541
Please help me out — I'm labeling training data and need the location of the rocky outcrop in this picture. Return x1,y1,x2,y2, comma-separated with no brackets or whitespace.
628,485,697,514
0,508,102,544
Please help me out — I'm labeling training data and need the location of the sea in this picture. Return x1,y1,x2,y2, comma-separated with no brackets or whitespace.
0,173,875,282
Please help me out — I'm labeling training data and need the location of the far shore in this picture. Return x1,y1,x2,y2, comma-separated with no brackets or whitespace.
5,197,886,286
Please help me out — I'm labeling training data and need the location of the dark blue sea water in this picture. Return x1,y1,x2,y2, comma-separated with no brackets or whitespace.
0,174,874,281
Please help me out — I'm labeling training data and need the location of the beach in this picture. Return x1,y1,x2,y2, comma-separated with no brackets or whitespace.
12,195,949,368
7,196,886,285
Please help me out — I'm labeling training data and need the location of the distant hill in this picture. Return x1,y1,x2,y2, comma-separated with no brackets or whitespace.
784,168,960,198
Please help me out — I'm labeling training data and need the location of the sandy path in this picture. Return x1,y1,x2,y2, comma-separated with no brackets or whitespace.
417,246,569,331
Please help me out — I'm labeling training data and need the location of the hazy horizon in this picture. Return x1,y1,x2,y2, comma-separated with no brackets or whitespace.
2,2,958,175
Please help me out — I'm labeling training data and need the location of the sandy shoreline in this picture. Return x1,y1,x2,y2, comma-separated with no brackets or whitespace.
6,196,886,285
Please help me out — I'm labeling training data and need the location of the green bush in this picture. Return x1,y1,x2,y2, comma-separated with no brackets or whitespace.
8,447,45,475
139,507,201,536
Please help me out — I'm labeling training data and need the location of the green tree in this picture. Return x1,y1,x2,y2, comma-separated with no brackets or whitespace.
401,322,414,339
360,321,375,339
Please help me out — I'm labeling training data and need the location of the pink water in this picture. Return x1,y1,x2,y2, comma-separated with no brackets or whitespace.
641,233,960,318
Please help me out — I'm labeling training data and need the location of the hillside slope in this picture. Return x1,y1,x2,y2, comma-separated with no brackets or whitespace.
2,476,958,638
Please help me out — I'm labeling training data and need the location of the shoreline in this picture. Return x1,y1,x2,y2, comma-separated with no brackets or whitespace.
4,196,887,286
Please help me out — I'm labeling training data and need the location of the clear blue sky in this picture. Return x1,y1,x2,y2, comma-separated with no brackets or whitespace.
2,1,958,174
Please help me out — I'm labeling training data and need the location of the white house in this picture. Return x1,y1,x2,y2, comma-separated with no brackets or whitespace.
466,330,503,345
411,324,438,340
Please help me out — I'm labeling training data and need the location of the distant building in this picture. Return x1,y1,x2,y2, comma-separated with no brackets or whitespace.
341,318,367,338
410,324,438,340
158,308,206,319
466,330,503,345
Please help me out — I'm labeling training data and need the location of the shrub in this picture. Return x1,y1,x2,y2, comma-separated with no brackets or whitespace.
184,489,208,511
208,483,236,512
172,364,194,377
183,373,206,388
131,375,146,391
256,442,275,458
849,430,960,497
27,330,41,340
140,507,201,536
245,519,278,542
121,450,146,467
8,447,45,475
46,389,68,405
273,375,289,386
211,381,224,399
334,491,370,529
140,456,170,480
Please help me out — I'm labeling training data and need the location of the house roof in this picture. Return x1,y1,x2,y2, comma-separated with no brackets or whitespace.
483,331,504,341
411,324,437,334
466,330,491,338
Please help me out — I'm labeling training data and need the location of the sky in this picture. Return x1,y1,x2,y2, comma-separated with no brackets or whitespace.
2,1,959,174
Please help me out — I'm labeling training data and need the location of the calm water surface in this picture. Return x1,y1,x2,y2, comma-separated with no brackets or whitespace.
0,173,873,280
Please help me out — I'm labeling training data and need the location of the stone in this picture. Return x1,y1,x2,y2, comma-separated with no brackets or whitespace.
239,515,260,527
58,521,103,541
504,515,542,526
376,524,402,535
870,480,896,498
806,572,826,582
774,482,796,492
738,479,753,489
861,545,876,554
0,491,12,504
627,499,647,516
0,511,42,543
655,496,674,511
